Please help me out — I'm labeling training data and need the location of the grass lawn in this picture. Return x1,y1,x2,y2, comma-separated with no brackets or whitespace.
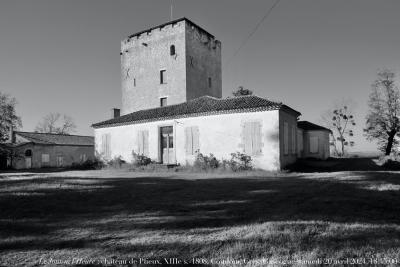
1,169,400,266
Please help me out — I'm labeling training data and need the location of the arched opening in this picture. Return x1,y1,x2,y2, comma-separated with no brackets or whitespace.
170,45,176,56
25,149,32,157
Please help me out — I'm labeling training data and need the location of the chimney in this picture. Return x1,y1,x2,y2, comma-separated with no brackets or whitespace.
8,125,14,143
112,108,120,119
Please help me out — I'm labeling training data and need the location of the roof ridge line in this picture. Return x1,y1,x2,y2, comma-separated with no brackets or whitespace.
15,131,94,138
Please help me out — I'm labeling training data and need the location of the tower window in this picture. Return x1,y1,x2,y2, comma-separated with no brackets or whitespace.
208,77,212,88
160,97,167,107
133,78,136,87
160,70,166,84
170,45,176,56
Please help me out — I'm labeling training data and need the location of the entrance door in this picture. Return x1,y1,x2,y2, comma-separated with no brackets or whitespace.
56,156,64,167
160,126,175,164
25,149,32,169
25,157,32,169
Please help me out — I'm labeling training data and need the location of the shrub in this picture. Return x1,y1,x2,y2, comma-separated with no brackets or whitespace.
132,151,152,167
193,153,220,171
377,155,400,170
70,158,104,170
106,155,125,168
192,152,253,172
228,152,253,171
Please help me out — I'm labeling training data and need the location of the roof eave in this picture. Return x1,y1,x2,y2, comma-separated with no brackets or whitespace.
92,106,282,129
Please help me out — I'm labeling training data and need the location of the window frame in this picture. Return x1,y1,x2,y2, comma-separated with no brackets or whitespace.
170,45,176,56
160,69,166,84
41,154,50,164
160,97,167,107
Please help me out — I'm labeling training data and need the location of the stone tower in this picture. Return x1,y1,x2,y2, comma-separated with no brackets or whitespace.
120,18,222,115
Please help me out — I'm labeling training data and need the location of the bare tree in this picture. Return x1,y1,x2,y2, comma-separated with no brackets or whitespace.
321,100,356,157
365,69,400,155
0,92,22,142
232,86,253,97
35,113,76,134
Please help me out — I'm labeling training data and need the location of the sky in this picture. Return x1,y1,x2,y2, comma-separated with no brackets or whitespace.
1,0,400,152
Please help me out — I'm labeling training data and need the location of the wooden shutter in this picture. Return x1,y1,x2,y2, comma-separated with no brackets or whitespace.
310,136,319,153
137,131,143,155
143,130,149,156
185,126,199,155
185,127,192,155
242,122,262,155
137,130,149,156
297,130,303,153
101,134,106,156
243,122,252,155
291,126,296,154
106,134,111,159
284,122,289,155
253,122,262,155
192,126,199,154
101,133,111,159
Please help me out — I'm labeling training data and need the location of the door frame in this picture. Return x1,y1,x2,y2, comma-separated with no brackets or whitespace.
24,149,33,169
158,124,176,164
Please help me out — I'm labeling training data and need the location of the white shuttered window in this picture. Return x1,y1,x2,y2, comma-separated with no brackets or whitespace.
101,133,111,159
185,126,199,155
137,130,149,156
242,122,262,156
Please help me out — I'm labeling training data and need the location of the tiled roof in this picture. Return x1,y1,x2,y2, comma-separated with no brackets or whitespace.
14,132,94,146
92,95,301,129
298,121,332,132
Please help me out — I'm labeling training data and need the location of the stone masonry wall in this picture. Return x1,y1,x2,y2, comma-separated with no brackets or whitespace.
120,19,222,115
121,21,187,114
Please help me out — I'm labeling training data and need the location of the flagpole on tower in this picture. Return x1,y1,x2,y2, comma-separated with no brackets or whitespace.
170,0,173,20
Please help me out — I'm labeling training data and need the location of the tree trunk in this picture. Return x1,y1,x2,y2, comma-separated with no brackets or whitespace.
385,130,396,155
341,138,345,157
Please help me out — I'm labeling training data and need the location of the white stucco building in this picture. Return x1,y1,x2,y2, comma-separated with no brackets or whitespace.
92,18,330,171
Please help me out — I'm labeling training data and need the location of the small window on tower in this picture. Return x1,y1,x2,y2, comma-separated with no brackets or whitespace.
133,78,136,87
208,77,212,88
170,45,176,56
160,97,167,107
160,70,166,84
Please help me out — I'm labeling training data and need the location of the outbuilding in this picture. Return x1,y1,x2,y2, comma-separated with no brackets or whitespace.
297,121,332,160
3,131,94,169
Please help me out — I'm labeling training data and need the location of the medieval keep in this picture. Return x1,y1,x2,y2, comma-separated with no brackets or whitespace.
92,17,330,170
